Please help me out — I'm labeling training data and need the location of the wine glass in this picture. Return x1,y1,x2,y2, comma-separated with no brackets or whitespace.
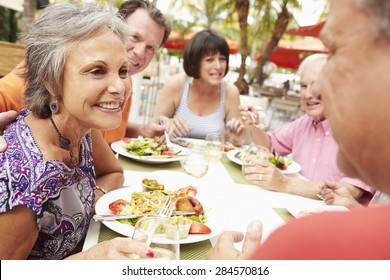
180,143,209,178
130,216,180,260
204,133,225,162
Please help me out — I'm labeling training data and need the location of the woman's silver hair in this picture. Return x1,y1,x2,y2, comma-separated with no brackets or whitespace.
23,2,128,118
353,0,390,41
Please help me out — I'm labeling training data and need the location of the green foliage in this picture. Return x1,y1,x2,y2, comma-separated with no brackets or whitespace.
0,7,19,42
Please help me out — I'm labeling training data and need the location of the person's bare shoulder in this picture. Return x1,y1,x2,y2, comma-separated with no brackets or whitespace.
160,73,186,96
224,80,240,100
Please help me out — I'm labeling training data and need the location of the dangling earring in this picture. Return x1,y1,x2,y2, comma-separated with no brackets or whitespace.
49,99,58,114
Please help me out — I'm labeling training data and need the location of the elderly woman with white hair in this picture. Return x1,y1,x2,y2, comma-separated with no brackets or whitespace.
239,53,374,204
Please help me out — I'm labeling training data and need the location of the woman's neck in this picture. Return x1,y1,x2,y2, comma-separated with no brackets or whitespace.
190,78,220,97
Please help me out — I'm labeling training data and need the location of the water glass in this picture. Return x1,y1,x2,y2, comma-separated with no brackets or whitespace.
240,145,270,182
204,133,225,162
180,144,209,178
130,216,180,260
239,144,270,164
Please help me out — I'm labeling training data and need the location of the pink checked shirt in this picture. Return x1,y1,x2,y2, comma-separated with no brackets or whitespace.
269,115,374,198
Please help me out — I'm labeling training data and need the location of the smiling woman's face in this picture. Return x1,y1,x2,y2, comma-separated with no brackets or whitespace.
61,31,131,132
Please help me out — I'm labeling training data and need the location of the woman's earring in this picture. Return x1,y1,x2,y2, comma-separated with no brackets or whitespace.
49,99,58,114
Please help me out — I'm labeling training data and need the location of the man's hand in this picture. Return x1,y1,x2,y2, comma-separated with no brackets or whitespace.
142,118,166,138
322,181,363,208
0,110,18,151
206,220,263,260
126,118,165,139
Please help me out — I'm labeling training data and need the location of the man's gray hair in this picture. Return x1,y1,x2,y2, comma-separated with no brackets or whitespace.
353,0,390,41
297,53,328,76
23,2,128,118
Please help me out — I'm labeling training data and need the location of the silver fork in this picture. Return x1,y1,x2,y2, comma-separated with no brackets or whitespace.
164,130,174,149
146,196,176,245
247,110,257,124
248,110,265,130
159,116,174,148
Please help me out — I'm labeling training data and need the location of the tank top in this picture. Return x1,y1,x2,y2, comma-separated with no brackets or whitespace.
173,76,226,139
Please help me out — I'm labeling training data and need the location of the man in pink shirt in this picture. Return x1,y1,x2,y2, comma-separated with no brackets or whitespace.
240,54,373,204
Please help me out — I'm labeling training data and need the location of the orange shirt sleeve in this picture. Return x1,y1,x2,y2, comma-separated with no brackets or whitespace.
0,61,26,112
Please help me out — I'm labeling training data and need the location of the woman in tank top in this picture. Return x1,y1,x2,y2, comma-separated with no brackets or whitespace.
153,29,245,146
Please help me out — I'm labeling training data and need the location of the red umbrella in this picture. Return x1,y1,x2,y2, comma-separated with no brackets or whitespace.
255,38,328,70
285,21,325,38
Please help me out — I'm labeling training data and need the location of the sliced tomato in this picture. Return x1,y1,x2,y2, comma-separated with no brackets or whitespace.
175,186,198,198
122,137,131,144
162,149,175,156
108,199,128,214
185,186,198,197
189,221,211,234
223,145,235,152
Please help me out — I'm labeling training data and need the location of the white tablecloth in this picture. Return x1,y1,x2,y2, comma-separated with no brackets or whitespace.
83,160,347,253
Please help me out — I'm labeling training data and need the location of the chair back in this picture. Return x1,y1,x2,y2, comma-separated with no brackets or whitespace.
0,41,25,78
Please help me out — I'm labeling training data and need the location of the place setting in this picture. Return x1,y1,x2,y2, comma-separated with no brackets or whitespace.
110,136,186,164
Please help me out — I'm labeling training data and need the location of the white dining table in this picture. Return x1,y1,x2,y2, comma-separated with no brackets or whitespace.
82,152,348,257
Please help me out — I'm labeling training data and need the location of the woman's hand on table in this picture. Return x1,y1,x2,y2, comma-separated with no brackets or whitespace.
66,237,154,260
166,116,191,138
206,220,263,260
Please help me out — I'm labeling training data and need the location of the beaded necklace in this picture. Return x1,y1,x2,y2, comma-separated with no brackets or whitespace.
49,116,78,167
49,116,90,214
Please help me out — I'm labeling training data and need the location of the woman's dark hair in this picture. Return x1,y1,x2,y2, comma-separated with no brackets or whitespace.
182,29,230,79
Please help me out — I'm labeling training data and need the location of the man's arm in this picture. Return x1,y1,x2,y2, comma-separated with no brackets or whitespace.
0,110,18,151
125,120,165,138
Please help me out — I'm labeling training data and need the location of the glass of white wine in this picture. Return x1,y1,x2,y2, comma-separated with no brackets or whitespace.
204,133,225,162
180,143,209,178
130,216,180,260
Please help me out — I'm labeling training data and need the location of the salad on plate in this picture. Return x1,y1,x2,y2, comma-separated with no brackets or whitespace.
123,136,179,157
108,185,211,237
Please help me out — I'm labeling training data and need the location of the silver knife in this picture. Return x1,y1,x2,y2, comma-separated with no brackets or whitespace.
93,211,195,222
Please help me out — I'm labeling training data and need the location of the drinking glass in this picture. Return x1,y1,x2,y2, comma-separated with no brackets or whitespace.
180,143,209,178
239,144,270,164
369,191,390,206
204,133,225,162
130,216,180,260
240,145,270,182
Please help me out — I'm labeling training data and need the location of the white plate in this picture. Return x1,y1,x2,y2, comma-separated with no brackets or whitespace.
226,149,302,174
287,205,349,219
95,171,226,244
111,139,185,164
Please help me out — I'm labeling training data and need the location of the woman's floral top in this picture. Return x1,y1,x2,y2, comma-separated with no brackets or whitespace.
0,110,96,259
